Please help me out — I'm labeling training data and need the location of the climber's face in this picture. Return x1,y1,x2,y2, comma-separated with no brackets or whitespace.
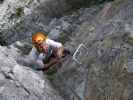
33,41,44,52
33,40,43,47
32,32,47,52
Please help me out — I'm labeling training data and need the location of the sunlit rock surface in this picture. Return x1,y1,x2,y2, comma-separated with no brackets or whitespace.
0,46,63,100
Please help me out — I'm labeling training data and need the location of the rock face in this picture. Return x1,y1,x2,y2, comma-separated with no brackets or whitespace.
47,0,133,100
0,0,110,45
0,0,133,100
0,46,63,100
0,0,68,45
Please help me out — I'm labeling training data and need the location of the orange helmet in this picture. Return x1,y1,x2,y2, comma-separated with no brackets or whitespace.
32,32,47,45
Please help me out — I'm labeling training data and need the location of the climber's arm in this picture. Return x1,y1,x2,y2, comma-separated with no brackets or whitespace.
43,57,60,71
46,39,63,48
28,47,46,70
17,47,41,69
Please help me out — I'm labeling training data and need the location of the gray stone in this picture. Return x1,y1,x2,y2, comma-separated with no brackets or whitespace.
48,28,61,40
0,46,63,100
1,0,133,100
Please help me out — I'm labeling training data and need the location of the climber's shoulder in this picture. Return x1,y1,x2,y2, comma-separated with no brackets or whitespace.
46,38,63,48
28,47,40,58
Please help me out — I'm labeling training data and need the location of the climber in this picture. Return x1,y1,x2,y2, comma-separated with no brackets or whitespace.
30,32,70,71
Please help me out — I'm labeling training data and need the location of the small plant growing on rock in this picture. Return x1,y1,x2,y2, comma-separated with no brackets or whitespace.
16,7,24,17
0,32,7,46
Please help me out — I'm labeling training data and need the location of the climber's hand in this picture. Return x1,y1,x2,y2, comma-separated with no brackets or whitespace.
42,64,50,71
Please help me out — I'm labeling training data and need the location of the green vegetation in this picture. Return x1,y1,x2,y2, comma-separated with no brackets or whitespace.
122,33,133,45
126,36,133,45
66,0,114,9
0,32,7,46
16,7,24,17
46,66,58,81
112,0,124,6
47,74,56,81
